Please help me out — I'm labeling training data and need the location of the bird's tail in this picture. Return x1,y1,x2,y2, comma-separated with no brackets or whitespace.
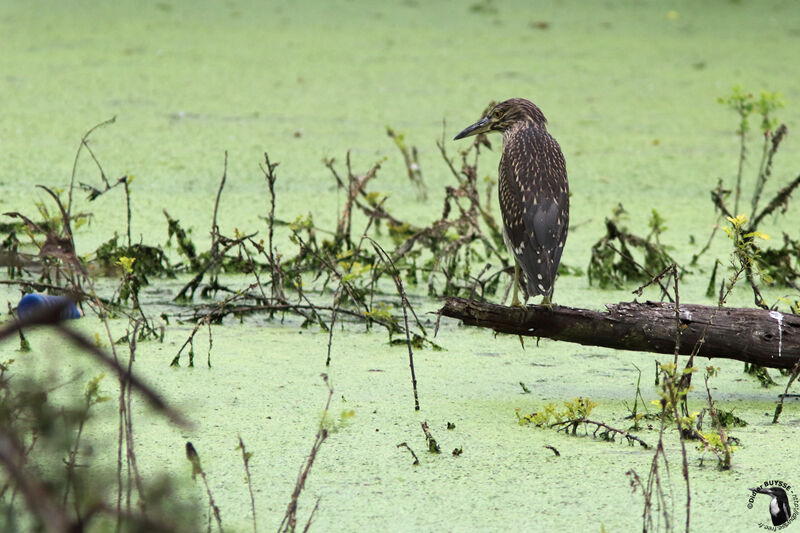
520,248,555,300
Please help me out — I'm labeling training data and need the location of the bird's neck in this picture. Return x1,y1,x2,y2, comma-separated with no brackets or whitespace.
502,121,542,145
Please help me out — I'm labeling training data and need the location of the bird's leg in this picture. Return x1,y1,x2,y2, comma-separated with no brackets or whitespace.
511,262,522,307
540,295,553,311
511,261,525,349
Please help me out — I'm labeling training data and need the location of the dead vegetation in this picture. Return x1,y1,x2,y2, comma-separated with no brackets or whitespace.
0,88,798,531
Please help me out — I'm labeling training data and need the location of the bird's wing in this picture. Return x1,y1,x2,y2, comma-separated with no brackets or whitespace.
499,130,569,295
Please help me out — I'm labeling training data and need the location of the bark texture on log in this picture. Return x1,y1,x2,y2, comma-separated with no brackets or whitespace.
439,297,800,369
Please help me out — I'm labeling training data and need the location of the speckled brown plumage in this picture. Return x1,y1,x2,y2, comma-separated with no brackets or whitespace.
454,98,569,304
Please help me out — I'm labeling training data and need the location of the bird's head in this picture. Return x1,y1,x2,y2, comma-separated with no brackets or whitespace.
751,486,788,498
453,98,547,140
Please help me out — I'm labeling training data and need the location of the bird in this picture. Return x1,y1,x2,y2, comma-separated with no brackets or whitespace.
454,98,569,307
751,486,792,526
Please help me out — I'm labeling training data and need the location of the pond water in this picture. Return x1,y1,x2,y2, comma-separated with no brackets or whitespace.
2,0,800,531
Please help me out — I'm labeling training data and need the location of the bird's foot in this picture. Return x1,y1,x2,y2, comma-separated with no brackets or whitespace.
540,295,553,311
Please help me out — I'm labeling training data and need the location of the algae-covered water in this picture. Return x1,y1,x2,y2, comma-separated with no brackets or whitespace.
2,1,800,531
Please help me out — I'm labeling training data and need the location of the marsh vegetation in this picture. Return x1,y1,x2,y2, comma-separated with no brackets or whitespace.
2,2,800,531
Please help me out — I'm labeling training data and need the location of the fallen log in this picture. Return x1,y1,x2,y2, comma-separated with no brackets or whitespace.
439,297,800,370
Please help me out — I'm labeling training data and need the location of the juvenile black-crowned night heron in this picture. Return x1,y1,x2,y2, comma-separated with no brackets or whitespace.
454,98,569,307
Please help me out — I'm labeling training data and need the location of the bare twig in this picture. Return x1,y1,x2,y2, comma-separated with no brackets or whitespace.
420,421,440,453
773,359,800,423
396,442,420,465
750,173,800,230
387,126,426,200
237,436,258,533
279,374,333,533
185,442,223,532
212,151,228,239
750,124,788,222
121,323,147,517
550,418,649,448
368,237,422,410
67,116,117,219
260,151,283,301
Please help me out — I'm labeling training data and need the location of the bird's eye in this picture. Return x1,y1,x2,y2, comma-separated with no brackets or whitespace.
493,110,504,120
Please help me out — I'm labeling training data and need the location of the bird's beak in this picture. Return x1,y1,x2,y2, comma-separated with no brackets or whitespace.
453,116,490,140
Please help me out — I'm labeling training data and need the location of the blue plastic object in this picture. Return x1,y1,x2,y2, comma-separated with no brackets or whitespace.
17,293,83,321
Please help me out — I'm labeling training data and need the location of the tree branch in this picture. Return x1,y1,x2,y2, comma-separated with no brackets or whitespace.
439,297,798,369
